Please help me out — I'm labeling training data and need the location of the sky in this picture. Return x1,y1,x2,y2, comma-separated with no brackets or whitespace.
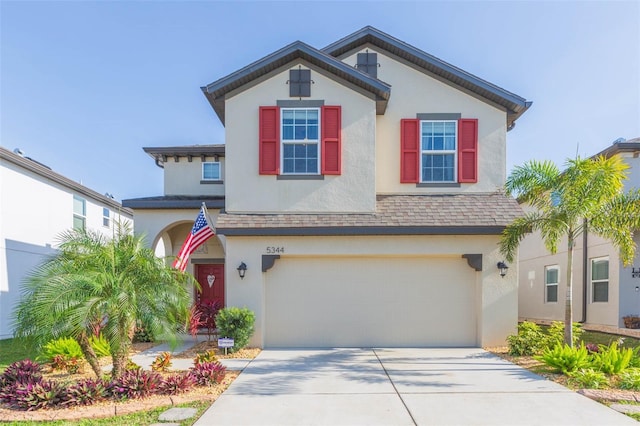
1,1,639,202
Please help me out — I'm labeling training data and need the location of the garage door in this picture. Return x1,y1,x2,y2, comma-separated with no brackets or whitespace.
265,256,477,348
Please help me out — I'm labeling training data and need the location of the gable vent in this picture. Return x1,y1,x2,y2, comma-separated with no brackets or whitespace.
356,51,379,78
288,68,312,97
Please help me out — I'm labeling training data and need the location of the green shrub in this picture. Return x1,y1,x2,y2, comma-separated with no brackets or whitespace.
215,307,255,353
507,321,546,356
133,319,155,343
628,347,640,368
536,343,591,375
619,368,640,390
567,368,608,389
591,342,633,375
38,337,83,363
89,334,111,357
546,321,583,349
151,352,172,372
194,349,218,366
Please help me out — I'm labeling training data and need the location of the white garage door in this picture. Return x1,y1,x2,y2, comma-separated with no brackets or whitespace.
265,256,477,348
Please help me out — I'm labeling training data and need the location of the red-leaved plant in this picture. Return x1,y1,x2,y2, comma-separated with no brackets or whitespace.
63,378,108,406
189,361,226,386
110,369,162,400
158,373,195,395
9,380,66,411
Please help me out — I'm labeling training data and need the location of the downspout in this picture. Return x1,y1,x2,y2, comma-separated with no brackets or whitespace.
580,218,588,323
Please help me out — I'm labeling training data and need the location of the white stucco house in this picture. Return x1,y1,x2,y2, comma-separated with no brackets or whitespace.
123,26,531,348
0,146,133,339
518,137,640,328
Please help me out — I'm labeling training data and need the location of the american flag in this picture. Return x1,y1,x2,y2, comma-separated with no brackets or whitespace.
173,205,215,272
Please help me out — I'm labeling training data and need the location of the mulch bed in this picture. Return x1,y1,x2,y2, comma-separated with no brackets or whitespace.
487,346,640,403
0,341,259,422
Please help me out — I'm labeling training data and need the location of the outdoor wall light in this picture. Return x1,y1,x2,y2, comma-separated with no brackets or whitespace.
497,261,509,278
237,262,247,279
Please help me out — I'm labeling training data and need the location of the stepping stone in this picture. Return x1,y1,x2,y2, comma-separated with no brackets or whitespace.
159,407,198,421
610,403,640,414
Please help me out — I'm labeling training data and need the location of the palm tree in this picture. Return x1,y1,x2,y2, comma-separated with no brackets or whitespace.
13,222,194,378
500,155,640,346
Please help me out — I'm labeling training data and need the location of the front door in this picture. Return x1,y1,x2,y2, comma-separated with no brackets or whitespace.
196,264,225,309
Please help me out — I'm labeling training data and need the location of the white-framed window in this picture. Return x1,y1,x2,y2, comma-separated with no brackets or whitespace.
202,162,221,180
591,257,609,302
545,265,559,303
281,108,320,174
103,207,110,227
73,195,86,231
420,120,457,182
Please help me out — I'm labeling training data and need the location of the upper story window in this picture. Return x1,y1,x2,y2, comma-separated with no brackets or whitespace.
103,207,110,227
202,162,221,180
545,265,559,303
421,120,457,182
73,195,86,231
400,117,477,185
281,108,319,174
259,105,341,176
591,257,609,303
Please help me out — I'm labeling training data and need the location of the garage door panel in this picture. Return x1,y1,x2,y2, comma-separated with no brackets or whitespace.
265,257,476,347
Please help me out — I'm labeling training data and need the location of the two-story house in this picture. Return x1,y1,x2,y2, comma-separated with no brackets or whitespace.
0,147,133,339
124,26,531,348
518,137,640,328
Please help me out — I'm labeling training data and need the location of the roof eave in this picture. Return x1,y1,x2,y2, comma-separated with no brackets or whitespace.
324,26,531,126
202,41,391,125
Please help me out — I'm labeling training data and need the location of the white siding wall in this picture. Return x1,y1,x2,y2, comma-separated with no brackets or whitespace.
0,159,132,339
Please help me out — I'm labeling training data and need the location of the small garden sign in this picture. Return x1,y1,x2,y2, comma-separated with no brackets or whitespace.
218,337,234,355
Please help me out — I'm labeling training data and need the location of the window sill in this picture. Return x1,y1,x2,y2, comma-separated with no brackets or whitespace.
200,180,224,184
416,182,461,188
277,175,325,180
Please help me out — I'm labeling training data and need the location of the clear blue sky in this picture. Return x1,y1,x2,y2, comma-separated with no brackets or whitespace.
1,1,638,201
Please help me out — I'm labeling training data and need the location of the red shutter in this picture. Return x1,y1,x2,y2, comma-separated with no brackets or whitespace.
458,119,478,183
321,106,341,175
400,119,420,183
259,106,279,175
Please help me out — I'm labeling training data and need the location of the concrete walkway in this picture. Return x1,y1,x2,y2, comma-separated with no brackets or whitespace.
194,348,637,426
104,335,253,372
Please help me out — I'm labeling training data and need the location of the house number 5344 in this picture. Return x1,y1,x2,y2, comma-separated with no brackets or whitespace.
266,247,285,254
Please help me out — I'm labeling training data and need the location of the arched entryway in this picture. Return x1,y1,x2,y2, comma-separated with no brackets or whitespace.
151,220,226,309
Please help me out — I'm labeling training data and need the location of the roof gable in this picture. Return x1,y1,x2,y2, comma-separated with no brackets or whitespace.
323,26,531,128
201,40,391,125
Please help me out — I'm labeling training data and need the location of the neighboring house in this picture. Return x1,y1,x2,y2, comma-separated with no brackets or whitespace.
123,26,531,348
0,147,133,339
518,137,640,328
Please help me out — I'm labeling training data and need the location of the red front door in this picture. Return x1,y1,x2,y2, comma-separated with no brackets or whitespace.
196,264,225,310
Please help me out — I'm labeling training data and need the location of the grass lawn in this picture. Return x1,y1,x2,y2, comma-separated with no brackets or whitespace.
0,338,40,371
580,330,640,349
0,400,211,426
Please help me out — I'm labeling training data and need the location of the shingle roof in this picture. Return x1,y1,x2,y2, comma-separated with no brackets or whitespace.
594,137,640,158
323,26,531,128
1,147,133,215
201,41,392,125
215,193,522,236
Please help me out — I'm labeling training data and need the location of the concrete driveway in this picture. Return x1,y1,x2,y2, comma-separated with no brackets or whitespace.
194,348,637,425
